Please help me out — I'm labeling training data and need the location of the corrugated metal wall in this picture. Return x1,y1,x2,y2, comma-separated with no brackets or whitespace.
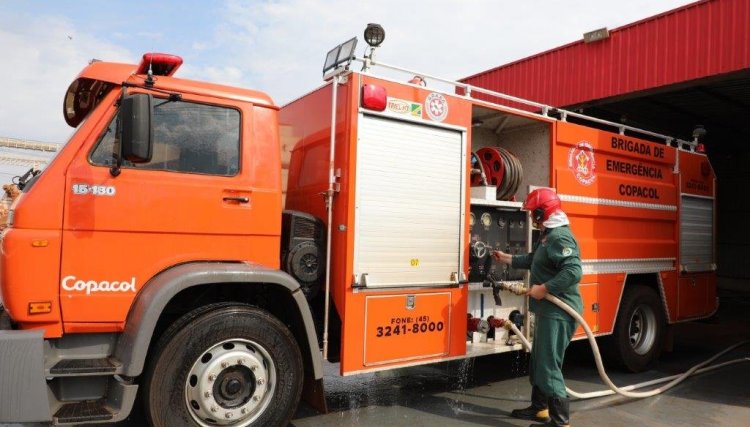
462,0,750,108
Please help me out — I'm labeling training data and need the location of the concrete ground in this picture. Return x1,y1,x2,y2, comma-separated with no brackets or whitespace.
4,291,748,427
290,290,750,427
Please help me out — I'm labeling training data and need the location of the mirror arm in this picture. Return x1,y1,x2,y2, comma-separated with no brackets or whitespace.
109,85,128,177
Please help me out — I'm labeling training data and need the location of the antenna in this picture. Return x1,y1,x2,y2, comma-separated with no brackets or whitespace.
145,54,155,87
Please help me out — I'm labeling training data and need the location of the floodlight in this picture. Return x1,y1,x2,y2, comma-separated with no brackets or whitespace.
323,46,341,75
322,37,358,78
337,37,358,65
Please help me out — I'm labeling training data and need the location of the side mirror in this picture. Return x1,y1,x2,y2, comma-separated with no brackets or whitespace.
120,93,153,163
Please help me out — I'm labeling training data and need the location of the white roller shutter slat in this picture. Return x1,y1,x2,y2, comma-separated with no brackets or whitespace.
680,195,714,272
354,115,464,287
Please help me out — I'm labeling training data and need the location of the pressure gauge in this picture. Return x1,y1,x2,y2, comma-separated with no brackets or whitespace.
469,212,476,228
481,213,492,228
497,218,507,228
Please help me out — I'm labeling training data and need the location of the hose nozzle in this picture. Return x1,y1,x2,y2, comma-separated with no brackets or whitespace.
496,281,528,296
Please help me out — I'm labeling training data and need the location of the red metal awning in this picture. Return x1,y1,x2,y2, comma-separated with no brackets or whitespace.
461,0,749,110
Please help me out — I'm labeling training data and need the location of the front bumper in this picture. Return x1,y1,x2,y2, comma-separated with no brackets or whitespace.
0,305,52,423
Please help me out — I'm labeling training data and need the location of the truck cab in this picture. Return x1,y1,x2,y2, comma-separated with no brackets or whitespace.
0,54,322,426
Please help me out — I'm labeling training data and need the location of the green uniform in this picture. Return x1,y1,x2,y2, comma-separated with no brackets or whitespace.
512,225,583,399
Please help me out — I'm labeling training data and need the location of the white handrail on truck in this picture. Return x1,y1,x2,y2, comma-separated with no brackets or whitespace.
352,57,698,151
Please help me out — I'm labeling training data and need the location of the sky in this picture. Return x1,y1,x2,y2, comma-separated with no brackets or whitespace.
0,0,695,180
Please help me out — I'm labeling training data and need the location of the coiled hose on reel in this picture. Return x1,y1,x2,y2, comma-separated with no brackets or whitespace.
471,147,523,201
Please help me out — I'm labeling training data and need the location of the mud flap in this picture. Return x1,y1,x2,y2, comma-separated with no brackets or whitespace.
302,374,328,414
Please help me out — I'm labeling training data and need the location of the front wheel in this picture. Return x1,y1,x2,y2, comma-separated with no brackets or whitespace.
143,303,303,427
607,285,665,372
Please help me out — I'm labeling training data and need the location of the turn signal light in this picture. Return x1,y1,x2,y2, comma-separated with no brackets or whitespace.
32,240,49,248
28,301,52,315
362,84,387,111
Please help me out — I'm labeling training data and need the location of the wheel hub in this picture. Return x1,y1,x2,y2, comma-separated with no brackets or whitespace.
628,304,657,356
223,378,243,396
185,339,276,426
214,367,255,408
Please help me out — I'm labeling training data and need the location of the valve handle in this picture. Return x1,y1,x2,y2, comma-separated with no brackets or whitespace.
472,241,489,259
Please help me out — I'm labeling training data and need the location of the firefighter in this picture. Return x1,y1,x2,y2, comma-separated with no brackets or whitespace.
492,188,582,427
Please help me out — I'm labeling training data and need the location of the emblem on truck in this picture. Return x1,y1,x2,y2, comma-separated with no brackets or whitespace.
387,97,423,118
425,92,448,122
61,276,137,295
72,183,116,196
567,141,597,186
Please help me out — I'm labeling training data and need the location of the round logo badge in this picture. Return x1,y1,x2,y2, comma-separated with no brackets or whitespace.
567,141,597,186
425,92,448,122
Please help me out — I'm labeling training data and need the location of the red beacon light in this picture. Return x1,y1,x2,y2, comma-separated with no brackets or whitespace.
361,84,387,111
135,53,183,77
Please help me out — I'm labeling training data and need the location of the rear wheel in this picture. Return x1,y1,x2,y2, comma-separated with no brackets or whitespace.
143,303,303,427
608,285,665,372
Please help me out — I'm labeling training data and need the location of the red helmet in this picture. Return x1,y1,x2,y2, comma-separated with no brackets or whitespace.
523,188,562,222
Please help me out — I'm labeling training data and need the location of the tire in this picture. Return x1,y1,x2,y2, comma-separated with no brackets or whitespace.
143,303,303,427
608,285,665,372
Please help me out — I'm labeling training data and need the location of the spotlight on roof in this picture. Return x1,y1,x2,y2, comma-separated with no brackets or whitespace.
692,125,707,141
364,23,385,48
692,125,707,153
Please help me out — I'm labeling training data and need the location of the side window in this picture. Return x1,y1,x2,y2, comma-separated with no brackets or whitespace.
90,99,240,176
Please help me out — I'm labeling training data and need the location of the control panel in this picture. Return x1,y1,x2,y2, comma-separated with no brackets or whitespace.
468,206,528,283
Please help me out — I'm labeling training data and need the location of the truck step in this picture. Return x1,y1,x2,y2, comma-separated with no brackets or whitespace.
54,400,113,424
50,358,118,376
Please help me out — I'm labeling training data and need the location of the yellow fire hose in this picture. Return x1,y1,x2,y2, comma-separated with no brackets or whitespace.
498,283,750,400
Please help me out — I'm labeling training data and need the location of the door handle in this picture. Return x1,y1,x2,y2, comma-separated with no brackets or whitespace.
223,196,250,203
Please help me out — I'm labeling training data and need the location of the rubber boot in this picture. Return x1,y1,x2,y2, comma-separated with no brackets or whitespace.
529,396,570,427
511,386,550,422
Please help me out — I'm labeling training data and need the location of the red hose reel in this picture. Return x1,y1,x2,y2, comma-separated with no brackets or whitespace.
471,147,523,201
